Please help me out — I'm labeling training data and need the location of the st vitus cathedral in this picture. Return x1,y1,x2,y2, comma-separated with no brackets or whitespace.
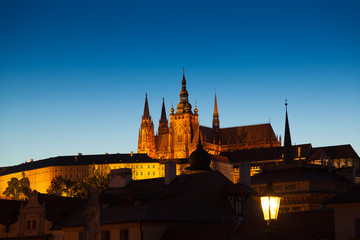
138,72,281,159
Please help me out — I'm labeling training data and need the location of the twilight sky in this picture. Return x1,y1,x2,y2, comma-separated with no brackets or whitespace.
1,0,359,167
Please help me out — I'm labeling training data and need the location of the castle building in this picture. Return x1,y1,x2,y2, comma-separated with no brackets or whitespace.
137,72,281,159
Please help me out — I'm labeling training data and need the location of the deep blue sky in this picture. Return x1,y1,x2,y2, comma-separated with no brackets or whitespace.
1,0,359,166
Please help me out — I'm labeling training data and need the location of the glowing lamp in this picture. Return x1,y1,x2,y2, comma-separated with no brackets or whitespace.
260,182,281,222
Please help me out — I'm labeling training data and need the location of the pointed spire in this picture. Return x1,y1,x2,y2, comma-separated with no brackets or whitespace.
284,99,294,164
143,93,150,118
176,68,192,114
212,92,220,131
158,98,169,135
214,92,218,116
160,98,167,121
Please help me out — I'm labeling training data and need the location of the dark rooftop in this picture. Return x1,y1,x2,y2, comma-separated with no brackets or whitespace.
0,153,156,176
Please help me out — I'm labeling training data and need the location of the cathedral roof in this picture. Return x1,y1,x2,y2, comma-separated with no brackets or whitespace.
199,123,278,145
221,144,312,164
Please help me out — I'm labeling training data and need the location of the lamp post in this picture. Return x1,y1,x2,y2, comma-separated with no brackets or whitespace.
260,182,281,239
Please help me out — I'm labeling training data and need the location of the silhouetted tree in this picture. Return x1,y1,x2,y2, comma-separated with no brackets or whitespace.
47,165,110,198
3,177,31,200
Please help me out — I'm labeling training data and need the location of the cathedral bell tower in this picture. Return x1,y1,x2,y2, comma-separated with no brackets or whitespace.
138,94,156,158
169,70,199,159
158,98,169,135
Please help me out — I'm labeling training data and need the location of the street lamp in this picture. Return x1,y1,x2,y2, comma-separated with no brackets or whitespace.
260,182,281,235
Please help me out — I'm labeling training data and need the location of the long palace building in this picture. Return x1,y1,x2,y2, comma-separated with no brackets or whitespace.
138,72,280,159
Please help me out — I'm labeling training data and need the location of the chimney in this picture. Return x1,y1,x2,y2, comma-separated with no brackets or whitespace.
78,153,82,156
238,159,250,186
164,161,177,185
109,168,132,188
131,151,133,157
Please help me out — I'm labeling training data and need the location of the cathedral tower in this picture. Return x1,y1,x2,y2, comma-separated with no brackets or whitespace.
169,71,199,158
158,98,169,135
138,94,156,158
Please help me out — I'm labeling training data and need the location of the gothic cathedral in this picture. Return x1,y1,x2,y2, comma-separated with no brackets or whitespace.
138,72,281,159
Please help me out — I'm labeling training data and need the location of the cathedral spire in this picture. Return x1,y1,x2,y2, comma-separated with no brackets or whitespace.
176,69,192,114
158,98,169,135
143,93,150,119
160,98,167,121
284,100,294,164
212,92,220,131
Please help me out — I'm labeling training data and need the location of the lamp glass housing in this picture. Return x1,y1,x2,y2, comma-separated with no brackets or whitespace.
260,195,281,221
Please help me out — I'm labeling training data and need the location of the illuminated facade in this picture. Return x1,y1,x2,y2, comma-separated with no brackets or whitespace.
138,72,281,159
0,154,189,197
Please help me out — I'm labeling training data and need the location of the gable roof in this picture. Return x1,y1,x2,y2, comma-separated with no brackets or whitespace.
309,144,359,161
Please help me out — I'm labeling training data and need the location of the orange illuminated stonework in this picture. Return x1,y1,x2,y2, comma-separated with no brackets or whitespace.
138,72,281,159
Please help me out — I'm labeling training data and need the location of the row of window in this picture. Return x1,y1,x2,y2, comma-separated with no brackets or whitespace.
135,171,156,176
